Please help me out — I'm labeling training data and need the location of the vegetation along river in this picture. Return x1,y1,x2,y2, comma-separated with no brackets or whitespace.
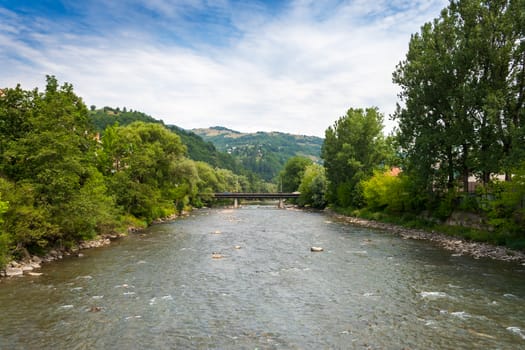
1,206,525,349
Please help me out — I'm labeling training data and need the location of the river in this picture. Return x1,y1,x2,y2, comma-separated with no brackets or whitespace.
1,206,525,349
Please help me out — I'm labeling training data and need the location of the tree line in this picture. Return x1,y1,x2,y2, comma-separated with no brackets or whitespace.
283,0,525,248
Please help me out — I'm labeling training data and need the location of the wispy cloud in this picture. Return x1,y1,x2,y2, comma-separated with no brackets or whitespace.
0,0,448,136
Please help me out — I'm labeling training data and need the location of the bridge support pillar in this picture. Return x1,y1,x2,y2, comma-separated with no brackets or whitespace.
278,198,284,209
234,198,239,208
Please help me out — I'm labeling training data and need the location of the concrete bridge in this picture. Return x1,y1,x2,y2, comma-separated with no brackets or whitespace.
213,192,300,208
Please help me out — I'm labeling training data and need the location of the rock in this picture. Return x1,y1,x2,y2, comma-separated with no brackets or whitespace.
9,261,21,268
211,253,224,259
311,246,324,252
31,256,42,264
234,245,242,250
5,267,23,277
89,306,103,312
21,265,34,272
212,230,221,234
27,272,43,276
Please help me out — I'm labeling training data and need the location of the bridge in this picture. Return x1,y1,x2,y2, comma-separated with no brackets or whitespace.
213,192,300,208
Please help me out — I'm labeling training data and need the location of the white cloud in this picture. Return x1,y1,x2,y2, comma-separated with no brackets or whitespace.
0,0,448,137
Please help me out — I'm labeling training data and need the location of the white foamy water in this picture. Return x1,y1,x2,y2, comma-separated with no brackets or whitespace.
420,291,448,299
506,327,525,339
450,311,471,320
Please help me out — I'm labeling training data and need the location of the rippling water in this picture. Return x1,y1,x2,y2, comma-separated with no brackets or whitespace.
1,206,525,349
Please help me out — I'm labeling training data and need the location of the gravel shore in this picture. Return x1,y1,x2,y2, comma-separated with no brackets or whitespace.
331,213,525,265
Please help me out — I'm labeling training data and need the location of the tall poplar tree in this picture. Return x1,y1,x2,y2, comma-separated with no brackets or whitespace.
321,107,387,208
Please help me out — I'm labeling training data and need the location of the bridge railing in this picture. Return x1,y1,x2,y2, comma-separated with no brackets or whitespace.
213,192,300,199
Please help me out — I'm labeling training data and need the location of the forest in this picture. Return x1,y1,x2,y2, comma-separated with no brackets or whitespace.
1,0,525,269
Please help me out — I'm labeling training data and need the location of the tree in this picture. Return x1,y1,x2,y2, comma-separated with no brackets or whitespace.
0,76,117,248
279,156,313,192
321,107,388,208
99,121,186,221
298,164,327,208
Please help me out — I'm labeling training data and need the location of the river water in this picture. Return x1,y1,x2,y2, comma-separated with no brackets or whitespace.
1,206,525,349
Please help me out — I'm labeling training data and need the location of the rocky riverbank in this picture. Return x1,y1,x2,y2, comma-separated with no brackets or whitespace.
331,213,525,265
1,211,190,279
0,234,122,278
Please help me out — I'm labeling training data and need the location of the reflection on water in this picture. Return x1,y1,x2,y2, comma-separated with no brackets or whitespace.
1,206,524,349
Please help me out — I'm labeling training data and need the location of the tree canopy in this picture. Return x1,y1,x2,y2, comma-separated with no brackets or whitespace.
321,107,389,208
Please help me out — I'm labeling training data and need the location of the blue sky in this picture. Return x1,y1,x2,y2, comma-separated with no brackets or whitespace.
1,0,448,136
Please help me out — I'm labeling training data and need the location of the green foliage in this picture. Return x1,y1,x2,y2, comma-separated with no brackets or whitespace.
0,178,58,251
193,127,323,182
280,156,313,192
167,125,241,173
485,164,525,237
0,190,10,268
361,169,411,213
99,122,186,222
0,76,118,251
89,108,242,174
322,107,391,208
297,164,327,209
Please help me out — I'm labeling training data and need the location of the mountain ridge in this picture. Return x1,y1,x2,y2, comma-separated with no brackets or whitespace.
192,126,323,181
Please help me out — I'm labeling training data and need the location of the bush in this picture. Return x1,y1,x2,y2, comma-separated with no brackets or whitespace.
361,169,411,213
298,164,327,209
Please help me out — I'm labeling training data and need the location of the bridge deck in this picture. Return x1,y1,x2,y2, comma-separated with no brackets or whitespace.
214,192,300,199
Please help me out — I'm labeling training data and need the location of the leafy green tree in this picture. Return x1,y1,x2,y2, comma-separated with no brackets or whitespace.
279,156,313,192
215,168,242,192
322,107,388,208
297,164,327,209
0,76,116,249
100,121,186,221
170,158,199,212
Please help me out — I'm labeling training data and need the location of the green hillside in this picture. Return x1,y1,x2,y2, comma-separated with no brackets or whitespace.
88,107,240,172
192,126,323,181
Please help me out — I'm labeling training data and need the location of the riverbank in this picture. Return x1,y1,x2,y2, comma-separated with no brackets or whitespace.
330,211,525,265
0,212,188,279
0,233,122,278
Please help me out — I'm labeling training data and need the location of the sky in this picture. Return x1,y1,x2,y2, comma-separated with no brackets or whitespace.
0,0,448,137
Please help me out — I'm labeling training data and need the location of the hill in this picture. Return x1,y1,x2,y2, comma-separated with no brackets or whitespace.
88,107,240,172
192,127,323,181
